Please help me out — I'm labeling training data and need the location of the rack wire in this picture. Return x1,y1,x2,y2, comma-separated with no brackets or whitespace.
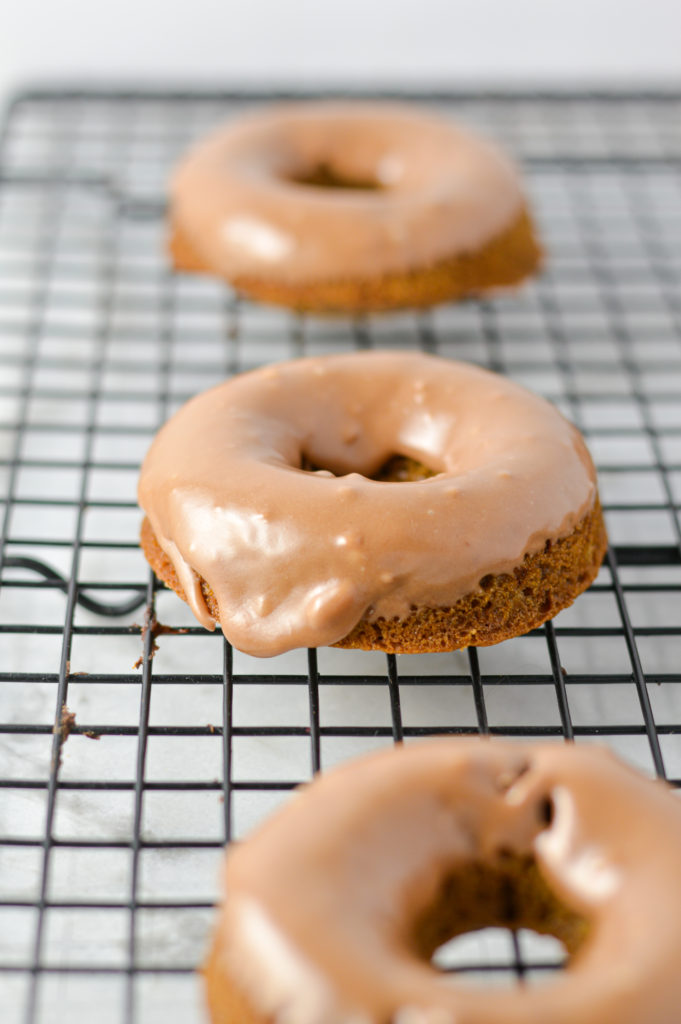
0,88,680,1024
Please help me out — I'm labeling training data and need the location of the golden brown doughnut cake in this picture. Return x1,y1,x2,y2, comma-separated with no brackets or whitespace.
203,739,681,1024
169,102,542,313
137,352,606,657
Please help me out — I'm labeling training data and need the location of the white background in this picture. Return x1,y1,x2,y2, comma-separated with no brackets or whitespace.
1,0,681,102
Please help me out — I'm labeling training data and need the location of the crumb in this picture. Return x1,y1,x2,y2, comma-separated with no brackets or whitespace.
52,705,77,770
133,607,189,669
55,705,76,742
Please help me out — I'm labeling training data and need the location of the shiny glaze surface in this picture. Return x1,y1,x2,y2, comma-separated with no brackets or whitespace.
170,101,525,284
211,739,681,1024
137,352,597,656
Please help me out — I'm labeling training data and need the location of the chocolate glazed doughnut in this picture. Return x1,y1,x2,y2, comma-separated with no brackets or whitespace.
169,101,542,312
203,739,681,1024
137,351,606,657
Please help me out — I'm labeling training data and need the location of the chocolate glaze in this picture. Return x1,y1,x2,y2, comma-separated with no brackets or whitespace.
210,739,681,1023
170,102,525,285
137,352,597,657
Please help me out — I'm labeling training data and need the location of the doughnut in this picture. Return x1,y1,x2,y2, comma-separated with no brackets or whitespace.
168,101,542,313
203,737,681,1024
137,351,606,657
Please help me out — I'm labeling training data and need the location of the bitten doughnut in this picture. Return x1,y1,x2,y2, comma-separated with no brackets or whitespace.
137,351,606,657
204,738,681,1024
169,101,542,312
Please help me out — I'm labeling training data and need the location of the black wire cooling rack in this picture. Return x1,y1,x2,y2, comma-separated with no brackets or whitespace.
1,87,681,1024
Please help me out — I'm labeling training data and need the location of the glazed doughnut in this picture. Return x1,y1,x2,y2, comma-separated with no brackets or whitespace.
137,351,606,657
169,102,542,312
203,738,681,1024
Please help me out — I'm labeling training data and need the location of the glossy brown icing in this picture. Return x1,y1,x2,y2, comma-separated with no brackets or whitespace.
170,102,525,285
207,739,681,1023
137,352,598,656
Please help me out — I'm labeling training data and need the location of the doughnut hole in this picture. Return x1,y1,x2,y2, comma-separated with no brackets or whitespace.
372,454,438,482
413,801,588,987
301,453,437,482
285,162,383,191
432,921,567,988
416,856,587,986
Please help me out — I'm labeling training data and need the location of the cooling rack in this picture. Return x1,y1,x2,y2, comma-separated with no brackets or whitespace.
0,87,680,1024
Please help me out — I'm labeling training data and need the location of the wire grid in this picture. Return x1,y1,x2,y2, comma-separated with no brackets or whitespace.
0,88,680,1023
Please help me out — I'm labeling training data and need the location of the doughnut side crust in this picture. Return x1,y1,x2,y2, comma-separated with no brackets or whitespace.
169,205,542,314
140,499,606,654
